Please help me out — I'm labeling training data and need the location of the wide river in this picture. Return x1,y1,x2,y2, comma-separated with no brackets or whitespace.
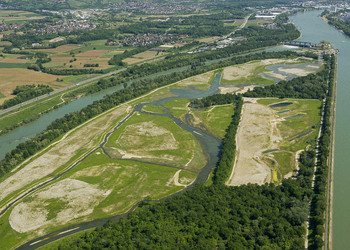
0,9,348,248
291,10,350,249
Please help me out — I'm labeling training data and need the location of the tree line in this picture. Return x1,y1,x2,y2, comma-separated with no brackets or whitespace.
0,85,53,110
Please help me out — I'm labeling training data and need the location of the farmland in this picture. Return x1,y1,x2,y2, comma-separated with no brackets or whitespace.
0,10,44,24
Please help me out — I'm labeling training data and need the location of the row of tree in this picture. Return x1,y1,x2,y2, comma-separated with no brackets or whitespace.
308,54,336,249
0,85,53,110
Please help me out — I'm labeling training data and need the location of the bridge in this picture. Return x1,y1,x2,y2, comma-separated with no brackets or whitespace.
284,41,319,48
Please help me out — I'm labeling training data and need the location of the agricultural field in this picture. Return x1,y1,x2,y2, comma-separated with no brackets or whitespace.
122,50,168,65
0,68,66,104
220,58,320,86
227,98,322,186
0,10,45,24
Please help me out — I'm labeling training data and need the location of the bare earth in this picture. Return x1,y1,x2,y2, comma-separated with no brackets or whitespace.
227,98,275,186
9,178,110,233
222,58,299,81
0,105,129,204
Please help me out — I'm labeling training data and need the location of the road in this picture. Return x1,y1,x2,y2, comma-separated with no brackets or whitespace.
223,13,252,39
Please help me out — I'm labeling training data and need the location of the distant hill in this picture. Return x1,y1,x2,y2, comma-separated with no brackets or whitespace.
0,0,127,10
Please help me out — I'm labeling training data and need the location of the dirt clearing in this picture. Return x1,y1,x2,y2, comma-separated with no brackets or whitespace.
227,98,275,186
9,178,109,233
0,104,129,204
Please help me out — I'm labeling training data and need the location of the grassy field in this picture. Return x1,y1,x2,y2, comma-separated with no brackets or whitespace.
0,10,45,24
191,104,235,139
227,98,321,186
162,98,190,118
104,113,206,171
220,58,316,86
0,68,66,102
123,50,168,65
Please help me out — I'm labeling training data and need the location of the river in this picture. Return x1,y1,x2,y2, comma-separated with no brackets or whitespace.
291,10,350,249
2,9,348,248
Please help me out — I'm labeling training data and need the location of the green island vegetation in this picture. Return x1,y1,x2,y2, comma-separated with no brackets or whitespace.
103,113,206,170
0,50,311,179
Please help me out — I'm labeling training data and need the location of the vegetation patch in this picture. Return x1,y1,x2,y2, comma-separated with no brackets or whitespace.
191,104,234,138
227,98,321,186
104,113,206,170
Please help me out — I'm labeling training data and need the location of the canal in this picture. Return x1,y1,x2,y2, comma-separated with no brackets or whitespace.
291,10,350,249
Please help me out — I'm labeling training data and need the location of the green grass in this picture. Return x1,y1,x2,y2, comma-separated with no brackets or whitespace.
192,104,234,138
0,92,5,99
104,113,206,170
45,198,70,221
142,104,166,114
272,151,295,176
0,62,29,68
255,98,322,180
221,65,276,85
162,98,189,118
178,170,197,185
0,208,29,250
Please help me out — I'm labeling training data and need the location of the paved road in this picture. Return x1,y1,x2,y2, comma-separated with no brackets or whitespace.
223,13,252,39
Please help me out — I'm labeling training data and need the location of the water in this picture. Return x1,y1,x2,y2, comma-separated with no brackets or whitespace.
0,66,190,160
291,10,350,249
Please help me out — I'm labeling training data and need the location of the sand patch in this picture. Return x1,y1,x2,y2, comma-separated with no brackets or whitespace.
227,99,275,186
277,67,312,76
118,121,179,151
222,58,304,83
222,59,296,81
0,105,129,202
219,85,259,94
9,179,109,233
